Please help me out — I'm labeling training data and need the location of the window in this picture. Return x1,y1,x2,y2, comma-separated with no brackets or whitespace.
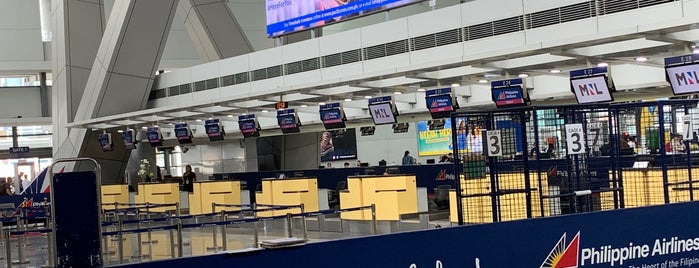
16,125,52,148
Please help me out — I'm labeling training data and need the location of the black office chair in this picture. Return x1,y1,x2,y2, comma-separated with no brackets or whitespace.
433,185,451,210
327,181,347,209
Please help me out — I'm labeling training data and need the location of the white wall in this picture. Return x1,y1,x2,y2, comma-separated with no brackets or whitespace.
0,0,45,63
179,139,246,179
0,87,43,118
354,124,430,166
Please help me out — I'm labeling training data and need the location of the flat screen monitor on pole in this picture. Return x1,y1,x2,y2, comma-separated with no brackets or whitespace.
665,55,699,95
569,67,614,104
238,114,261,138
174,123,193,144
146,127,163,147
204,119,225,141
368,96,398,125
277,108,301,134
122,129,137,150
490,78,530,108
320,102,347,130
98,132,113,152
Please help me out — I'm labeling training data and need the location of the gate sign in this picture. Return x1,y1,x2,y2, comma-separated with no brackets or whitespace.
565,123,586,155
9,146,29,153
485,130,503,157
683,115,692,141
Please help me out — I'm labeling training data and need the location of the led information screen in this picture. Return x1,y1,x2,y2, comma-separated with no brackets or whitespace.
369,102,397,125
122,130,137,149
146,127,162,146
417,120,452,156
492,86,526,107
205,119,224,141
98,133,112,152
665,63,699,95
570,75,613,104
426,95,453,113
320,129,357,162
266,0,424,37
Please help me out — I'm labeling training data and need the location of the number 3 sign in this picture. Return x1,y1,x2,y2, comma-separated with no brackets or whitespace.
485,130,502,157
565,123,586,155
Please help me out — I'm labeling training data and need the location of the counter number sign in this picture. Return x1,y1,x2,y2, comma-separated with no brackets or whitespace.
683,115,692,141
485,130,502,157
565,124,585,155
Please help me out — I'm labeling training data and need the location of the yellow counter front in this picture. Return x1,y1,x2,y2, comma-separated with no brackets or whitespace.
101,184,129,210
619,168,699,207
340,174,418,221
255,177,319,217
188,180,242,215
134,182,179,213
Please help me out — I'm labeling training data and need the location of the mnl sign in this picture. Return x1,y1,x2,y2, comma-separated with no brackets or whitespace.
665,63,699,95
570,75,613,104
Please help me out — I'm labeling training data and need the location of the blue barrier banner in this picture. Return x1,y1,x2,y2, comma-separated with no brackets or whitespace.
53,171,102,268
121,201,699,268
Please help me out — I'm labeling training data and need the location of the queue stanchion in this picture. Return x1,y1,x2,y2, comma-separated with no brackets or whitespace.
13,210,29,265
176,221,183,258
371,204,377,235
286,213,293,238
117,217,124,264
220,210,228,251
132,212,144,259
253,220,259,248
5,229,12,268
209,222,219,253
300,204,307,241
168,220,175,258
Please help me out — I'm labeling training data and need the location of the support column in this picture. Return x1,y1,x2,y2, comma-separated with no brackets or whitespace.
178,0,253,61
53,0,178,184
39,72,49,117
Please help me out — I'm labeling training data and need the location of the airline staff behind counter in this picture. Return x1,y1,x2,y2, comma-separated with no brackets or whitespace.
183,165,196,192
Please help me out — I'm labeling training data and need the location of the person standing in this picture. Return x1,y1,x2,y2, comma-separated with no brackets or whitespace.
402,151,416,165
182,165,196,192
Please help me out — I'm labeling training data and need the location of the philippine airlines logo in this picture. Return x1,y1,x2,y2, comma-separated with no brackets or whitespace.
431,99,439,108
435,169,455,181
498,91,507,100
540,232,580,268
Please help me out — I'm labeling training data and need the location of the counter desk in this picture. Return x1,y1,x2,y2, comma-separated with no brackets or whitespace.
340,174,418,221
255,177,318,217
101,184,129,210
134,182,179,213
619,167,699,207
188,180,242,215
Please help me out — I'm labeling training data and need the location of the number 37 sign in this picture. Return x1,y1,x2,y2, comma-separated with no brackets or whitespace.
565,123,586,155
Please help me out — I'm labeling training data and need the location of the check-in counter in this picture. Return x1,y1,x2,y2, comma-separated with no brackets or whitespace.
101,184,129,210
255,177,319,217
188,180,242,215
134,182,179,213
340,174,418,221
619,167,699,207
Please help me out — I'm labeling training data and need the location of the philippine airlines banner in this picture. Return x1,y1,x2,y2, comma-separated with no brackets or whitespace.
125,201,699,268
266,0,424,37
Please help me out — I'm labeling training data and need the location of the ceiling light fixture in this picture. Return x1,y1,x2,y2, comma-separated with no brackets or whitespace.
693,48,699,54
226,115,234,118
635,56,649,62
451,83,460,87
261,110,269,113
300,105,308,108
344,98,352,102
318,102,326,106
394,91,402,95
195,119,202,122
364,95,372,99
549,69,561,73
597,62,609,67
417,88,425,92
518,74,529,78
478,79,488,83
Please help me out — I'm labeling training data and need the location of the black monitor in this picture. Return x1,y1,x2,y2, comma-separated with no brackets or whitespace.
360,162,369,167
491,85,529,108
121,129,137,150
426,159,436,164
98,133,113,152
368,102,398,125
238,116,260,138
277,111,301,134
320,107,346,130
569,74,614,104
174,123,193,144
205,119,225,141
425,94,456,119
364,168,376,175
428,119,445,130
360,126,376,136
665,61,699,95
386,167,400,175
392,122,409,133
146,127,163,147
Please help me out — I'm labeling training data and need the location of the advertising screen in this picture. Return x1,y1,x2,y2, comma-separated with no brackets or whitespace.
320,108,346,129
205,120,224,141
369,102,397,125
320,128,357,162
491,85,527,108
417,120,452,156
146,127,162,146
426,95,453,113
666,63,699,95
174,124,192,144
266,0,424,37
570,74,613,104
98,133,113,152
122,130,136,150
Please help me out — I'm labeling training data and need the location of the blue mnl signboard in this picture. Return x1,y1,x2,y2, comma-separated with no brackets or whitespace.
10,147,29,153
